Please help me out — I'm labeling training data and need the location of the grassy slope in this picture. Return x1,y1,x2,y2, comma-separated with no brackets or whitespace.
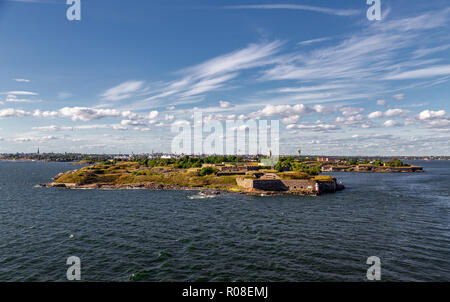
55,162,238,189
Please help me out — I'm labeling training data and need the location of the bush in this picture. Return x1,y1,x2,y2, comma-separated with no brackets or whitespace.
278,172,311,179
291,163,321,176
313,175,335,182
198,167,218,176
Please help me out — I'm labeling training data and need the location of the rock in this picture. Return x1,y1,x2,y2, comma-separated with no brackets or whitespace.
200,191,220,196
53,172,65,180
49,183,67,188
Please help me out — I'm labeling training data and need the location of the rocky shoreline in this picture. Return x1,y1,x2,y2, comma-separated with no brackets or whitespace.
38,181,344,197
39,162,345,196
39,182,194,191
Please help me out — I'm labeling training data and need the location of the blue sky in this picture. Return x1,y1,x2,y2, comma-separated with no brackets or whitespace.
0,0,449,155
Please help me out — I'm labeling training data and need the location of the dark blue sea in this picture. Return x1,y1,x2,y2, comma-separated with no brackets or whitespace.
0,160,448,281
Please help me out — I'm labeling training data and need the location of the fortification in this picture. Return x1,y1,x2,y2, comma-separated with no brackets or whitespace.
236,174,340,195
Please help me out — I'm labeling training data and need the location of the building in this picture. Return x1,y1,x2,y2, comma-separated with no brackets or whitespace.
317,157,329,162
321,165,351,172
236,173,339,195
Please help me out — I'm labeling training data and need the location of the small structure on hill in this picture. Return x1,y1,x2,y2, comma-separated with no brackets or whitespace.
236,172,342,195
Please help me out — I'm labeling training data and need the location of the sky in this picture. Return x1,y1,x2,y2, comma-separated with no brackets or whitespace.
0,0,449,156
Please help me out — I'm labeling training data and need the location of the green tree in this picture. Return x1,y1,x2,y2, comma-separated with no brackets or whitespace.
199,167,218,176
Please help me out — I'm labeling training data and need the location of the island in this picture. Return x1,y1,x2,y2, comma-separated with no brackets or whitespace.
41,156,345,196
275,157,424,173
38,155,426,196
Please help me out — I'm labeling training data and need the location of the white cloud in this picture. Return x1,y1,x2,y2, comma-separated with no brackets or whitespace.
384,120,400,127
223,4,359,17
59,107,121,121
33,110,59,118
281,115,300,125
377,100,387,106
219,100,234,108
313,104,337,114
274,84,352,94
335,115,371,128
254,104,310,118
393,94,405,100
0,108,29,118
32,107,159,124
14,137,33,142
340,107,364,116
385,109,409,117
5,94,42,103
296,123,340,132
412,44,450,59
14,136,58,143
32,125,73,132
3,91,38,96
418,110,446,120
298,37,331,46
368,111,384,119
141,41,282,105
386,65,450,80
120,120,148,127
58,92,73,100
147,111,159,120
13,78,30,83
260,9,450,109
101,80,145,101
368,109,408,119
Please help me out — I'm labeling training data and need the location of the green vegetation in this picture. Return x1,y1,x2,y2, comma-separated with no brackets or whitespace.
0,153,111,163
54,161,239,189
198,166,218,176
55,162,140,184
274,157,321,175
278,171,312,180
136,155,245,169
385,158,410,167
53,155,418,189
374,159,383,167
313,175,335,182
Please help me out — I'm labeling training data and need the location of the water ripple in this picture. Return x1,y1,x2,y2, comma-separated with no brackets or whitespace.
0,160,448,281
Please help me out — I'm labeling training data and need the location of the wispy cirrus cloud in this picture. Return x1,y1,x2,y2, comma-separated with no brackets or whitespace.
385,65,450,80
0,90,41,104
101,80,145,101
13,78,30,83
130,40,282,108
104,8,450,114
0,0,60,4
223,4,360,17
252,8,450,107
298,37,332,46
5,94,42,103
1,90,38,96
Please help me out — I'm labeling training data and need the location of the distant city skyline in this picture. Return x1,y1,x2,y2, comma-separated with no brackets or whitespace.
0,0,449,156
